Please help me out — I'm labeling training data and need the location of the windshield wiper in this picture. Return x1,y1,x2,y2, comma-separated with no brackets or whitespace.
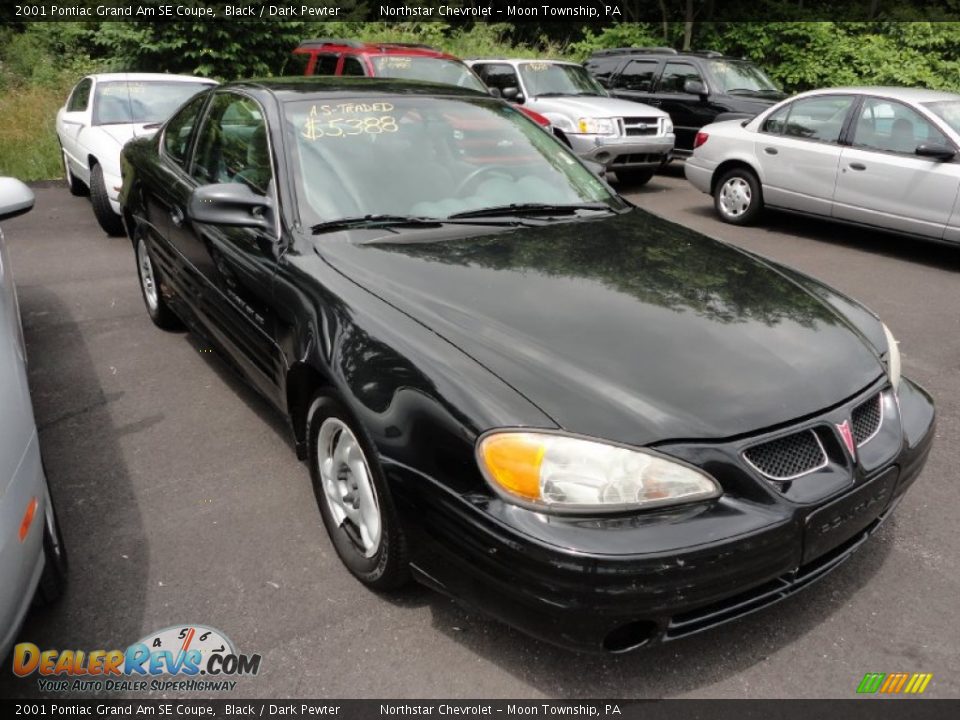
311,214,443,235
447,202,614,220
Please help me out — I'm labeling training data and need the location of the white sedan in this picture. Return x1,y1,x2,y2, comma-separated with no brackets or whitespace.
56,73,217,235
685,86,960,242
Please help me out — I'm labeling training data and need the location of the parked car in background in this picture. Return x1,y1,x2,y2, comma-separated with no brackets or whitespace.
120,78,933,652
584,48,786,154
56,73,217,236
0,178,66,661
468,58,674,185
686,86,960,241
290,39,553,130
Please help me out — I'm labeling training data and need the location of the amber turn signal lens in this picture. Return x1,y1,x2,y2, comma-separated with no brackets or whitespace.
478,433,546,500
18,497,38,542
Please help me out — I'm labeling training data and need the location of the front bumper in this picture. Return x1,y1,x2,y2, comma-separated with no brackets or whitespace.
103,168,122,215
567,133,674,169
394,377,935,653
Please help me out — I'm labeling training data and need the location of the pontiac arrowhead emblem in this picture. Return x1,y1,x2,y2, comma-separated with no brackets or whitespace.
836,420,856,458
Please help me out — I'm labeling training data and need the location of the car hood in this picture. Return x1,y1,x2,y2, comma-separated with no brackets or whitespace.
319,210,885,446
529,95,665,118
98,123,159,146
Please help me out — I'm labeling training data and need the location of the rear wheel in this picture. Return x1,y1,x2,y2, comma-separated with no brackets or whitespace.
308,393,409,591
34,490,67,606
714,167,763,225
61,148,86,197
90,163,124,236
135,233,182,330
615,168,656,187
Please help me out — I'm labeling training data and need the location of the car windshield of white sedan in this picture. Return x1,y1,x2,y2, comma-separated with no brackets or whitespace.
286,96,621,224
371,57,487,93
519,63,606,97
706,60,781,96
922,100,960,135
93,81,212,125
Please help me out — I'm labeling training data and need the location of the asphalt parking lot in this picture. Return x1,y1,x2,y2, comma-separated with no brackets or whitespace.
1,168,957,699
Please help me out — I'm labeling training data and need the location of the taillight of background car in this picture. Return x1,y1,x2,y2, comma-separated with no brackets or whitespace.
694,132,709,149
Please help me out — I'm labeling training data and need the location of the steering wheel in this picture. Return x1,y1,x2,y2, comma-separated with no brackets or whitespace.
455,166,513,196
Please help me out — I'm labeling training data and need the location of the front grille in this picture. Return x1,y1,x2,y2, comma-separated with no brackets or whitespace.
852,394,883,446
611,153,662,165
743,430,827,481
620,116,660,136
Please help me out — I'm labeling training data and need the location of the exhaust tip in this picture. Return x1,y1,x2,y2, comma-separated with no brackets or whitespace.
602,620,659,653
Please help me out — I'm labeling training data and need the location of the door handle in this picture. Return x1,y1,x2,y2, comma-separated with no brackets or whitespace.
170,206,184,227
849,162,866,171
763,147,778,155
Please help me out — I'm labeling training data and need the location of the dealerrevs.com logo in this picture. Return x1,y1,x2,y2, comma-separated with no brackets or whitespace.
13,624,261,693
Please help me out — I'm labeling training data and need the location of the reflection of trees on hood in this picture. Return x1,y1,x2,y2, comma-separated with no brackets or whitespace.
372,211,838,328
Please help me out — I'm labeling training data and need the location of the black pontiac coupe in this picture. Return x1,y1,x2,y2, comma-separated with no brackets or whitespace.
119,78,934,653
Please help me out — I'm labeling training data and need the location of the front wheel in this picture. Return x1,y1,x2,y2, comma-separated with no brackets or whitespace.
614,168,656,187
714,168,763,225
308,393,409,591
135,234,182,330
90,163,124,236
34,489,67,606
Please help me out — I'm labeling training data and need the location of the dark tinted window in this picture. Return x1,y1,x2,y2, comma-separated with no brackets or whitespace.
285,52,311,76
473,63,520,93
761,105,789,134
658,62,703,93
191,93,273,195
341,56,366,76
585,57,622,88
614,60,660,92
313,54,338,76
162,94,207,167
783,95,854,143
853,97,950,154
67,79,92,112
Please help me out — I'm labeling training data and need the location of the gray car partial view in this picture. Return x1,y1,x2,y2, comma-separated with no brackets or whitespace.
468,59,675,185
0,178,67,662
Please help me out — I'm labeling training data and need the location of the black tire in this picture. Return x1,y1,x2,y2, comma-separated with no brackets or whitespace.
135,232,182,331
34,490,67,606
90,163,125,236
61,147,87,197
615,168,656,187
307,393,409,591
714,167,763,225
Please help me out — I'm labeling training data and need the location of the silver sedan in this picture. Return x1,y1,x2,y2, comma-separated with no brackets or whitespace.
685,86,960,241
0,178,66,661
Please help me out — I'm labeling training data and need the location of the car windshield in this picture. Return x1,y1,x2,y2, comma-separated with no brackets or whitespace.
93,81,212,125
285,95,622,226
922,100,960,135
706,60,780,95
518,62,607,97
371,56,487,93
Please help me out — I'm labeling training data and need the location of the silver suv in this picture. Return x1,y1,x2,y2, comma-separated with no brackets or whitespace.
468,58,675,185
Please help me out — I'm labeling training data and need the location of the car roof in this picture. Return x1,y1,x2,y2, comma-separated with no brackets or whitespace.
223,76,491,101
295,39,457,60
86,73,217,84
797,86,960,103
468,58,579,66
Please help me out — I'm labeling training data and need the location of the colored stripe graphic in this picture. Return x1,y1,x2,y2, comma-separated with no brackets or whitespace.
857,672,933,694
857,673,885,693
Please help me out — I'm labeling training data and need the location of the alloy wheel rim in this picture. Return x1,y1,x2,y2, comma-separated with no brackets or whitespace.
719,177,752,217
137,239,159,312
316,418,382,558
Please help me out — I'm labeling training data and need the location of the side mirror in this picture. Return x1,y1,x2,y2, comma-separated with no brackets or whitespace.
487,87,502,99
0,178,35,222
502,86,525,103
59,110,86,128
915,142,956,161
187,183,272,230
683,79,707,97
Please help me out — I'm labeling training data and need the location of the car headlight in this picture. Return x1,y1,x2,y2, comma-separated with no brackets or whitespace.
882,322,901,392
477,431,720,513
662,117,674,134
576,117,617,135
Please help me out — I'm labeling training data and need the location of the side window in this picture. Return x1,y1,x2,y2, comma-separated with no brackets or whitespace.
286,52,311,76
585,57,622,88
852,98,951,154
191,93,273,196
658,62,703,93
474,63,521,93
162,94,207,168
614,60,660,92
67,79,92,111
341,56,366,77
782,95,854,143
761,104,789,135
313,54,339,76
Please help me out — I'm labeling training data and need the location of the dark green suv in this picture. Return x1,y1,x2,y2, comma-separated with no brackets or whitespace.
584,48,786,154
